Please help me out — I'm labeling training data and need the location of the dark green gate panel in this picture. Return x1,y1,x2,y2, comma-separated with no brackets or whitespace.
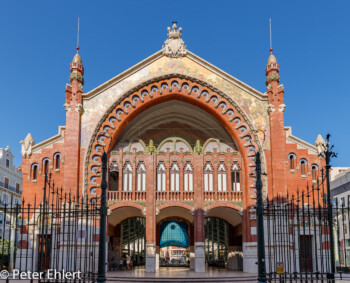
204,218,228,267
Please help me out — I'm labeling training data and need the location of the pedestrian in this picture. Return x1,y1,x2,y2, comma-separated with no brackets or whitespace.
126,254,131,271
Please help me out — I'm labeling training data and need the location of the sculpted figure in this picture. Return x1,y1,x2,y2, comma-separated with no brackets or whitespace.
20,133,35,158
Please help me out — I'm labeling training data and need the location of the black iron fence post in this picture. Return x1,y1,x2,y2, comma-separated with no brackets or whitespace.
256,151,267,282
97,152,108,283
323,134,337,280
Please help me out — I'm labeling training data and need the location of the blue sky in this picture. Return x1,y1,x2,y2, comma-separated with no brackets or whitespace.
0,0,349,167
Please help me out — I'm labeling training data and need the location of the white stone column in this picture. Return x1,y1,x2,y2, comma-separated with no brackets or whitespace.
243,242,258,273
194,242,205,272
190,245,195,270
145,242,159,272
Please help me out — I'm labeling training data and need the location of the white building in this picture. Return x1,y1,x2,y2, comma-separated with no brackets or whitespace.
0,146,22,206
330,167,350,267
0,146,22,239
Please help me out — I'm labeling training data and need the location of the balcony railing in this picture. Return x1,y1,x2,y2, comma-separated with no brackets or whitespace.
108,191,146,202
204,191,242,202
108,190,242,203
0,181,22,195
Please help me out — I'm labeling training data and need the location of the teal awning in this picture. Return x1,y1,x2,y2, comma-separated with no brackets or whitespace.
160,221,189,248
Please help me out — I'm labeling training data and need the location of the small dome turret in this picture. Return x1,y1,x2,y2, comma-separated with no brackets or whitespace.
69,47,84,85
265,48,280,86
72,48,82,64
267,48,278,64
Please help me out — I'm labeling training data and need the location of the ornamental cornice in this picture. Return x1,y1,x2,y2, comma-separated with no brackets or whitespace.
0,164,23,179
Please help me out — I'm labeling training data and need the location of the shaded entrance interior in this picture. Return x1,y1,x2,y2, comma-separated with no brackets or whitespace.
205,207,243,270
108,217,146,269
159,220,190,267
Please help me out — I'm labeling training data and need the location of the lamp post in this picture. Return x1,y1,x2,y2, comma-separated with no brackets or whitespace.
322,134,337,280
256,151,266,282
97,152,108,283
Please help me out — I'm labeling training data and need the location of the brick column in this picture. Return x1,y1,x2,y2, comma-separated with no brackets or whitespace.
144,154,158,272
193,154,205,272
63,84,82,195
63,49,84,196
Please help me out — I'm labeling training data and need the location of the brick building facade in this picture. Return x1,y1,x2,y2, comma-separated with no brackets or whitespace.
20,23,325,273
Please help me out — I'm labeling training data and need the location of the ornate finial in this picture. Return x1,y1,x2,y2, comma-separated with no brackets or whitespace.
162,21,187,58
77,17,80,51
269,18,272,51
70,19,84,86
319,133,337,166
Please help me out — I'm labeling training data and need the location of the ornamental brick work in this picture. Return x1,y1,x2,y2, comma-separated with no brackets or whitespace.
20,24,325,273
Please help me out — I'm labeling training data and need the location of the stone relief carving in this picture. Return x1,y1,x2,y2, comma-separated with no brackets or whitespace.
315,134,326,155
267,104,274,113
75,104,84,113
162,22,187,58
20,133,35,158
278,104,286,112
63,103,71,112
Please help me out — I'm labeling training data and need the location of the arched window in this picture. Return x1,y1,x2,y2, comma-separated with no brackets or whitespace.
217,162,227,192
300,159,307,176
231,163,240,192
31,163,39,180
170,162,180,192
137,162,146,192
157,162,166,192
204,162,213,192
288,153,296,170
311,164,318,181
42,158,50,175
109,161,119,191
123,162,133,192
53,153,61,170
184,162,193,192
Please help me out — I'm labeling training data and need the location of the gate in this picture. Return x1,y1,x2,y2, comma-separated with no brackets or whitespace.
0,152,111,282
0,174,101,282
255,134,350,282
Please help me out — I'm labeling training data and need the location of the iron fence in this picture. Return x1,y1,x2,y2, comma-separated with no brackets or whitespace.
0,173,102,282
255,134,349,282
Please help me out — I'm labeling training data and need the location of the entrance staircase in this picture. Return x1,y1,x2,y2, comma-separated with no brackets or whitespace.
106,269,256,283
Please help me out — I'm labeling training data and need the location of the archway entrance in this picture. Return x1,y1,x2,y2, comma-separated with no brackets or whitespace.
205,207,243,270
95,75,261,273
107,205,146,270
159,220,190,267
120,217,146,266
205,218,228,268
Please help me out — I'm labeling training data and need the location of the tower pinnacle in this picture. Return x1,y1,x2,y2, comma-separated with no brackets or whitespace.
265,48,279,86
69,18,84,86
70,46,84,86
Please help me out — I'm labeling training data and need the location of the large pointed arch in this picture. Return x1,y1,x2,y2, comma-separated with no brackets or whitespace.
84,74,267,208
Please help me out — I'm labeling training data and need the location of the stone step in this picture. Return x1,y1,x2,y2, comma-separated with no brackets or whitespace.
105,276,257,282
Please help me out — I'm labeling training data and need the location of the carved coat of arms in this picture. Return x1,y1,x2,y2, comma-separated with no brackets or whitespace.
162,22,187,58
